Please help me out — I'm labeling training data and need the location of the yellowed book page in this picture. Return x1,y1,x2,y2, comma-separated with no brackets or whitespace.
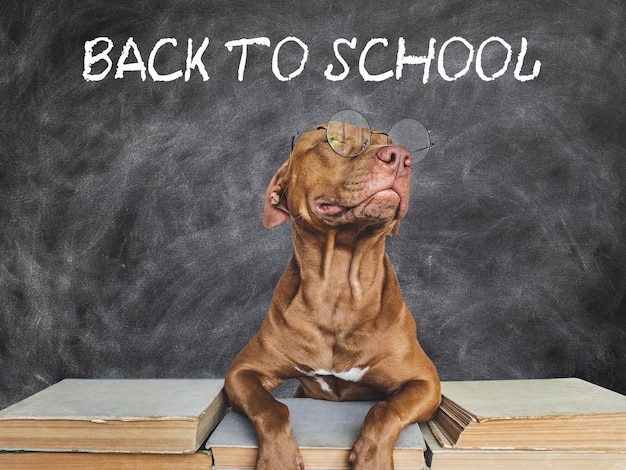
0,451,215,470
421,423,626,470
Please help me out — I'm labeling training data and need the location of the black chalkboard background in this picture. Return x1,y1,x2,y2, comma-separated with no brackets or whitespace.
1,0,625,408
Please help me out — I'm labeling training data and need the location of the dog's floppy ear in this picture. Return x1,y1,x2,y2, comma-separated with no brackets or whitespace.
262,158,291,229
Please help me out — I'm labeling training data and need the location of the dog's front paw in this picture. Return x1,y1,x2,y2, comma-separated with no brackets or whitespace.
256,437,304,470
349,434,394,470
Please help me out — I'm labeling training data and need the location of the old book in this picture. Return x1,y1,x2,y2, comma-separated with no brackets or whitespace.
0,451,425,470
0,379,227,453
206,398,427,469
0,450,215,469
429,378,626,450
420,423,626,470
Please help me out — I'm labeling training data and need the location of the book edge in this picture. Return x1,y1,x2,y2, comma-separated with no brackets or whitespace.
439,378,626,421
0,379,226,421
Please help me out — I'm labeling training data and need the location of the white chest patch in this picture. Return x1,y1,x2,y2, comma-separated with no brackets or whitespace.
296,366,371,393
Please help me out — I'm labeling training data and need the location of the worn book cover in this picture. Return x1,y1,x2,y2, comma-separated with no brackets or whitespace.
206,398,427,469
0,379,227,453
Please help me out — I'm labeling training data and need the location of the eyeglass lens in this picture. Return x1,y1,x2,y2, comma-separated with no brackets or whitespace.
327,110,431,160
327,110,371,158
388,118,431,162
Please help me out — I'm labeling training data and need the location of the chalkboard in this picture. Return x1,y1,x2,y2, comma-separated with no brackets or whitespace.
1,0,625,408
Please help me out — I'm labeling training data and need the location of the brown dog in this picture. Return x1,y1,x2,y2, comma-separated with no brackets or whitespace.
225,119,440,470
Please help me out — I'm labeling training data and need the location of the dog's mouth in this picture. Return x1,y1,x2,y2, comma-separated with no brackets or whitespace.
315,188,407,225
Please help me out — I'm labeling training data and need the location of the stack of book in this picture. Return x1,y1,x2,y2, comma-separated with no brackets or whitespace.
0,378,228,469
423,378,626,469
1,377,624,469
0,380,427,470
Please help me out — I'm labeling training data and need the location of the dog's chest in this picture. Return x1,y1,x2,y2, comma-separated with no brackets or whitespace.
295,365,384,400
296,366,369,388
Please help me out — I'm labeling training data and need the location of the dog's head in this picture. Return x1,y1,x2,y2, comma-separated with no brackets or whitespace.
263,121,413,235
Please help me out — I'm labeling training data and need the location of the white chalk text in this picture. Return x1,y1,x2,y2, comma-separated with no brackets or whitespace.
83,35,541,83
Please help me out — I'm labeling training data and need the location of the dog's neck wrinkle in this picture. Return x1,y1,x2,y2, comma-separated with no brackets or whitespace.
292,227,387,307
321,230,336,281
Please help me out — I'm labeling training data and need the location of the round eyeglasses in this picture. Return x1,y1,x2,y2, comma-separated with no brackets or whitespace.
298,110,432,161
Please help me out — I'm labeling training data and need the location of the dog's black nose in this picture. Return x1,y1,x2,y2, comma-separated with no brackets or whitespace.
377,146,412,174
